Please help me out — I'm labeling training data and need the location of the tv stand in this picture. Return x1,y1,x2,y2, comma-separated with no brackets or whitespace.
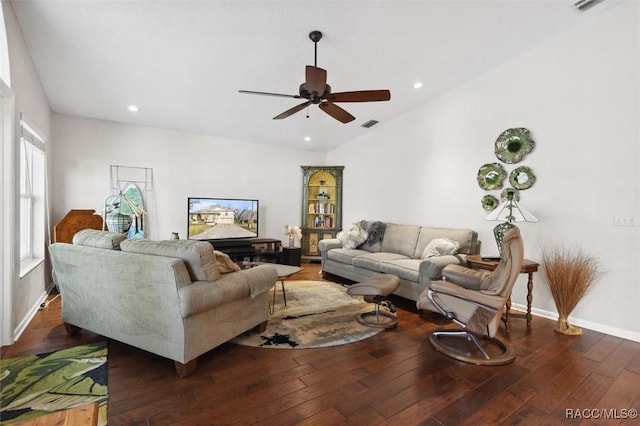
207,238,282,262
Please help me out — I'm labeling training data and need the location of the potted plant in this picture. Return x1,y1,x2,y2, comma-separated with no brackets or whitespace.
539,245,603,335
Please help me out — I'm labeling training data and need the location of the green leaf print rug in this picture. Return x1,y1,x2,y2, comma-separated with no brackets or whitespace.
0,341,107,425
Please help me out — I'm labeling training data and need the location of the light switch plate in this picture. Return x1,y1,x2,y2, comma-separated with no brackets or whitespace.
613,216,638,227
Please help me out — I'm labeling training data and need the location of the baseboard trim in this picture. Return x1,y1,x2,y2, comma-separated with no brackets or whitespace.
511,302,640,343
12,282,56,344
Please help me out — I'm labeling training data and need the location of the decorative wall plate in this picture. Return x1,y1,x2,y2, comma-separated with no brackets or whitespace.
509,166,536,190
501,187,520,201
482,195,499,211
495,128,535,164
477,163,507,190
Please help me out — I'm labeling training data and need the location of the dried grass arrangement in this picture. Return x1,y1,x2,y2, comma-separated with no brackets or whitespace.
539,246,603,335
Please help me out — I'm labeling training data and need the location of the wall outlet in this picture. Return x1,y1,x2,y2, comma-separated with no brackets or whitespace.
613,216,638,227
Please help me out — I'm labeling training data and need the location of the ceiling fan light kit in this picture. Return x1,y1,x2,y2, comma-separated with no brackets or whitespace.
239,30,391,124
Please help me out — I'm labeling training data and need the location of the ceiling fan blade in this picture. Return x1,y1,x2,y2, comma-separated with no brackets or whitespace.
239,90,301,99
319,102,355,123
305,65,327,95
273,101,311,120
327,90,391,103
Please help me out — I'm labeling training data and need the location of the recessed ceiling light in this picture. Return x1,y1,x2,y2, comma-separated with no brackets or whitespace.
127,105,139,112
413,82,423,89
304,136,311,142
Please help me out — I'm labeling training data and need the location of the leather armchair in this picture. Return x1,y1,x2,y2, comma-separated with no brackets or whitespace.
416,227,524,365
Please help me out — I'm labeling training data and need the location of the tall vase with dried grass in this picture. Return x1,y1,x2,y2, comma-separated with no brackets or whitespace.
539,246,603,335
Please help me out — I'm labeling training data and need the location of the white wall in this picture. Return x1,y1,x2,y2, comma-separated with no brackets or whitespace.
51,114,323,245
328,1,639,341
3,1,52,342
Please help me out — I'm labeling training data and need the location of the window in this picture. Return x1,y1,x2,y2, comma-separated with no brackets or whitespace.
19,119,46,274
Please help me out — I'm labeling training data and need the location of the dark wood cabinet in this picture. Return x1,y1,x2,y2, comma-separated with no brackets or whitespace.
301,166,343,261
281,247,301,266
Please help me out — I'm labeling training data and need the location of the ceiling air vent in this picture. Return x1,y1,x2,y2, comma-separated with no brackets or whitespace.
361,120,379,128
573,0,606,11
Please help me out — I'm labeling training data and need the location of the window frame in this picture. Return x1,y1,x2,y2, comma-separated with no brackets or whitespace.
18,118,46,277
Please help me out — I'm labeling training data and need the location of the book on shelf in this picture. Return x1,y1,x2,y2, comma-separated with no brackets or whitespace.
308,201,335,214
312,215,332,228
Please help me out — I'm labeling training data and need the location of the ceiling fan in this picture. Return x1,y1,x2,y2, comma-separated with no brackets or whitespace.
239,30,391,124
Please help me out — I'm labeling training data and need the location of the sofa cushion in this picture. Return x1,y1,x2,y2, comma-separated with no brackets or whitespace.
72,229,127,250
352,252,409,272
421,238,460,259
414,227,478,259
380,258,421,282
121,239,220,281
337,223,368,249
380,223,421,258
327,248,371,264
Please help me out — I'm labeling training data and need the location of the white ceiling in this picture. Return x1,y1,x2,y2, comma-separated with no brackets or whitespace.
10,0,609,151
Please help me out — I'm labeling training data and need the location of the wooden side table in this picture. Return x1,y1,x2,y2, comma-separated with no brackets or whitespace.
281,247,301,266
466,255,539,330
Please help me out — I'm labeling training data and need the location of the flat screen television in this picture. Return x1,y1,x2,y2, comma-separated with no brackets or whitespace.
187,197,259,240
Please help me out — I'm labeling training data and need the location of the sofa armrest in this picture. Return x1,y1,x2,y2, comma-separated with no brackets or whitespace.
418,254,468,284
238,264,278,298
178,265,276,318
319,238,342,265
319,238,342,253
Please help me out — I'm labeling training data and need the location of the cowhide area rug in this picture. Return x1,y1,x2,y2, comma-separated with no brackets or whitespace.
231,280,385,349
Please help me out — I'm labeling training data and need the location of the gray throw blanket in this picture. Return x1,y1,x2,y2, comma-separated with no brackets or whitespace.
359,220,386,246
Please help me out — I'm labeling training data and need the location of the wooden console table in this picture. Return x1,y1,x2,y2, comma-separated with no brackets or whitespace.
208,237,282,262
466,255,539,331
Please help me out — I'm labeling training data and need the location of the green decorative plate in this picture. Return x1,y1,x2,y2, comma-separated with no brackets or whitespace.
495,128,535,164
509,166,536,190
477,163,507,190
501,187,520,201
482,195,500,211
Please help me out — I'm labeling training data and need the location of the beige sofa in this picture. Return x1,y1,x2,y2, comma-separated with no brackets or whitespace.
319,221,479,301
49,230,277,377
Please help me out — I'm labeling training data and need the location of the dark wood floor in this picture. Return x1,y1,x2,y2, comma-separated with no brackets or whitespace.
3,263,639,425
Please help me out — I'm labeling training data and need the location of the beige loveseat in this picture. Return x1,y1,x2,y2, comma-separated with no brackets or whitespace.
319,221,479,301
49,230,276,377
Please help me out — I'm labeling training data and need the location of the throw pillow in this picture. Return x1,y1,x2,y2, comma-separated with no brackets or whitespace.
421,238,460,259
337,223,368,249
359,220,387,247
214,250,241,274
